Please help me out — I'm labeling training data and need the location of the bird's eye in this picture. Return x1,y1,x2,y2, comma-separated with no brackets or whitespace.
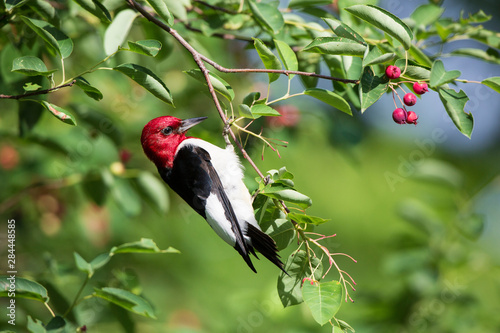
161,127,173,135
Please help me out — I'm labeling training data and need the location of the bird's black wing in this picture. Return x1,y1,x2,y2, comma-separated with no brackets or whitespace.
158,144,255,272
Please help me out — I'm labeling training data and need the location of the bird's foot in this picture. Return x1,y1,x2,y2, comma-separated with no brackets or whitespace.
223,118,233,147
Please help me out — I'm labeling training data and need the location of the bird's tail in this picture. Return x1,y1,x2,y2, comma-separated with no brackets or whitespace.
246,223,288,275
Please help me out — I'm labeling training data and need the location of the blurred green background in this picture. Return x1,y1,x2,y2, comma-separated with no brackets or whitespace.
1,0,500,332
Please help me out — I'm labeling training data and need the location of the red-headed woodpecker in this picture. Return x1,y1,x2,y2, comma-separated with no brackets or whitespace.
141,116,285,273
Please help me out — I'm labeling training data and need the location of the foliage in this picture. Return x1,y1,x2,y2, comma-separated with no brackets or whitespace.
0,0,499,331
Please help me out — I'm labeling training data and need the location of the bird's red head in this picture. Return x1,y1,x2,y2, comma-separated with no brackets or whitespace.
141,116,207,169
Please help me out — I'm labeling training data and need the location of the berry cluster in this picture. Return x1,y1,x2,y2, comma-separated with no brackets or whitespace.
385,65,428,126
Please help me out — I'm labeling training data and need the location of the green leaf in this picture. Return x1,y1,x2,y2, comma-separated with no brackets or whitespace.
19,100,44,137
145,0,174,26
74,252,93,277
134,171,169,214
288,212,329,226
111,177,142,216
430,60,461,87
254,195,293,250
5,0,31,10
451,48,500,65
238,104,254,118
254,38,282,83
127,40,162,57
460,9,491,24
90,253,112,271
45,316,66,331
11,56,57,76
248,0,284,34
39,101,77,126
27,316,46,333
111,238,179,254
323,18,366,45
114,63,174,105
261,183,312,209
277,250,323,307
104,9,137,55
274,39,298,78
242,91,261,106
304,88,352,115
362,46,395,67
410,4,444,27
20,16,73,58
482,77,500,93
438,88,473,138
184,69,234,101
455,213,484,240
81,169,113,205
94,287,156,318
303,280,342,325
288,0,332,8
0,276,49,303
72,0,111,23
23,82,42,91
75,77,103,101
408,44,433,67
394,59,431,80
303,37,366,56
345,5,413,50
164,0,190,21
359,66,389,112
250,104,281,117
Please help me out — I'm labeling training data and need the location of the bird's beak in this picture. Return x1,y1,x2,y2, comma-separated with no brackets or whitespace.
179,117,208,133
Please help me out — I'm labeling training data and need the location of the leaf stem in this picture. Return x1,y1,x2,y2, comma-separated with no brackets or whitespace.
64,275,90,318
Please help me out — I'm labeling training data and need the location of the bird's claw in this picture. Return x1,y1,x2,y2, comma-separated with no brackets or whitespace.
223,118,232,146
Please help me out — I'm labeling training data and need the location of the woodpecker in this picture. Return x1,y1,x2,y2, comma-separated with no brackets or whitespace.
141,116,286,273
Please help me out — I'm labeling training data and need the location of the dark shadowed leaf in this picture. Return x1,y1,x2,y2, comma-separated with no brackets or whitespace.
277,250,323,307
94,287,156,318
184,69,234,101
114,63,173,105
127,40,162,57
20,16,73,58
75,76,103,101
359,66,389,112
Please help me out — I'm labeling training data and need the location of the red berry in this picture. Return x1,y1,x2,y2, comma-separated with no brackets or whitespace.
403,93,417,106
392,108,407,124
385,65,401,80
406,111,418,125
413,82,428,95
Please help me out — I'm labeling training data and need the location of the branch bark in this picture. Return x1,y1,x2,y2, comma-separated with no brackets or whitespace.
0,80,77,100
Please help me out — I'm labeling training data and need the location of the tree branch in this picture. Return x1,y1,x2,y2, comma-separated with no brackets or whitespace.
0,80,77,100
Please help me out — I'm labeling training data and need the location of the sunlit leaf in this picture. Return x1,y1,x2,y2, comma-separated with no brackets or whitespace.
250,104,281,117
145,0,174,26
410,4,444,27
438,88,473,138
288,212,329,226
254,38,282,83
363,46,395,67
430,60,461,87
111,238,179,254
39,101,77,125
303,37,366,56
274,39,298,78
345,5,413,50
482,77,500,93
248,0,284,34
0,276,49,303
303,280,342,325
304,88,352,115
104,9,137,55
323,18,366,45
11,56,57,76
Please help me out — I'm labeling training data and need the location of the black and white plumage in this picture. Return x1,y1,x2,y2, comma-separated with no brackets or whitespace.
141,116,285,273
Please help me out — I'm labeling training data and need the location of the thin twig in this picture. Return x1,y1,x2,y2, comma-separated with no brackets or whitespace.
0,80,76,100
